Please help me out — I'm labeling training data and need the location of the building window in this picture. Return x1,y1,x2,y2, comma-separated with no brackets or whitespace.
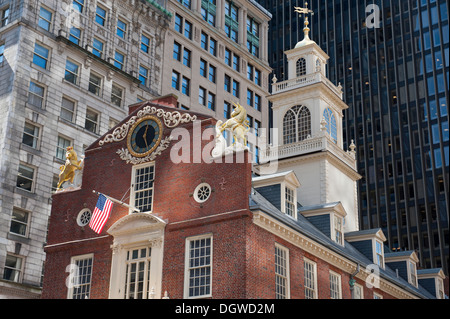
184,20,192,40
232,54,239,72
123,247,152,299
56,136,71,160
88,72,102,96
92,38,104,58
224,101,231,119
181,76,190,96
0,42,4,64
68,254,93,299
207,92,215,111
200,59,207,77
284,187,295,218
111,83,123,107
95,6,107,26
16,163,35,192
3,254,23,283
10,208,30,237
209,38,217,56
224,74,231,92
185,235,212,298
334,215,344,245
283,105,311,145
208,64,216,83
329,271,342,299
178,0,191,9
304,259,317,299
375,240,384,268
139,65,149,86
113,51,125,70
33,43,50,69
69,27,82,45
183,48,191,67
408,261,417,287
275,244,289,299
131,163,155,213
175,14,183,33
373,293,383,299
38,6,53,31
28,81,45,108
117,19,127,38
201,32,208,50
141,34,150,53
1,6,10,27
296,58,306,77
247,89,253,107
225,1,239,43
172,70,180,90
201,0,216,27
60,97,76,122
64,59,80,84
22,122,40,149
193,183,212,203
73,0,84,13
353,283,364,299
246,17,260,57
232,80,239,98
199,87,206,106
323,108,337,143
254,94,261,112
173,41,181,61
437,278,445,299
85,108,99,134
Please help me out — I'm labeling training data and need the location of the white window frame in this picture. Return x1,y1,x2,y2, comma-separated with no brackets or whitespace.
56,135,72,160
67,254,94,299
60,96,76,123
27,80,46,109
353,283,364,299
130,162,155,213
88,71,103,96
16,163,36,192
64,58,80,85
111,83,124,107
304,258,318,299
10,207,31,237
332,214,344,246
184,234,213,299
3,253,24,283
373,292,383,299
22,121,41,149
373,239,385,269
436,278,445,299
284,186,296,218
38,6,53,31
329,271,342,299
123,246,152,299
408,260,418,287
275,243,290,299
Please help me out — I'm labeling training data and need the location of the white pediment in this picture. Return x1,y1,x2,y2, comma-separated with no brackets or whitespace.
107,213,166,237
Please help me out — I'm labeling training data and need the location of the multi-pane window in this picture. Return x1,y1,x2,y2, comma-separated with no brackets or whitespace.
141,34,150,53
16,164,35,192
73,0,84,13
64,59,80,84
329,272,342,299
246,17,260,57
285,187,295,217
178,0,191,9
283,105,311,145
69,27,82,45
200,59,207,77
124,247,152,299
38,7,52,31
254,94,261,112
275,245,289,299
304,259,317,299
208,64,216,83
113,51,125,70
232,80,239,98
181,76,190,96
1,6,10,27
201,0,216,26
408,261,417,287
22,122,40,149
323,108,337,143
173,41,181,61
174,14,183,33
95,6,107,26
224,101,231,119
225,1,239,42
139,65,149,86
183,48,191,67
296,58,307,77
0,42,4,64
375,240,384,268
334,215,344,245
185,236,212,298
353,284,364,299
232,54,239,72
209,37,217,56
117,19,127,38
10,208,30,237
201,32,208,50
56,136,71,160
88,72,102,96
84,109,99,134
247,89,253,107
184,20,192,40
132,164,155,213
224,74,231,92
3,254,23,283
68,255,93,299
61,97,76,122
111,83,123,107
172,70,180,90
207,92,215,111
199,87,206,106
33,43,49,69
92,38,104,58
28,81,45,108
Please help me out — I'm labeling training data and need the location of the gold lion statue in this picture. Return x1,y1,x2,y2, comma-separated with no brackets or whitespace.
57,146,83,190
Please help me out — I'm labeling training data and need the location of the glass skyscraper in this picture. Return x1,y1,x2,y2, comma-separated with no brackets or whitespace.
258,0,449,274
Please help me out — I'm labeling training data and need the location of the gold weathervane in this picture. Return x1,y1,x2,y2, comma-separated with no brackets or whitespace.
294,2,314,37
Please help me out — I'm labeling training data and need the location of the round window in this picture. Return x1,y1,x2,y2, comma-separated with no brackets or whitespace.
77,208,92,227
193,183,212,203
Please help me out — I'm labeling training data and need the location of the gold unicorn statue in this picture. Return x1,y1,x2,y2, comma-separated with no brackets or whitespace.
217,102,250,146
56,146,84,190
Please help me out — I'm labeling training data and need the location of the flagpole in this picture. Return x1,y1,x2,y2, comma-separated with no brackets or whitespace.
92,190,141,213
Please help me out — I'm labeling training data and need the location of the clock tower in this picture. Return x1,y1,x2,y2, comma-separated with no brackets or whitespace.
257,10,362,232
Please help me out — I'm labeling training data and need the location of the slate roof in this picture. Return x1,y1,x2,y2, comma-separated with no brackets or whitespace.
249,189,436,299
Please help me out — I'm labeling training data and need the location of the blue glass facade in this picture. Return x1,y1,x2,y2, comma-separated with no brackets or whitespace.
258,0,449,274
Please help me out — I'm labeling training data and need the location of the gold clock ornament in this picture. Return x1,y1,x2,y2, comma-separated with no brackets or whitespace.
127,115,163,158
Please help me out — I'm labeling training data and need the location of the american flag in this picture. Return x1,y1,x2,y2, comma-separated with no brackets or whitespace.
89,194,113,234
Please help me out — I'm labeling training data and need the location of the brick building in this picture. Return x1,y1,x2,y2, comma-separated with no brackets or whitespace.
41,93,444,299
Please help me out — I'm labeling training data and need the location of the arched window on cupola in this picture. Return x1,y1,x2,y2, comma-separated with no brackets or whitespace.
323,108,337,143
296,58,306,77
283,105,311,145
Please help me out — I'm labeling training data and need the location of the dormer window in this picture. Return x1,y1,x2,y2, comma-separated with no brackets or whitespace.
296,58,306,77
375,240,384,268
284,187,296,218
333,215,344,245
408,260,418,287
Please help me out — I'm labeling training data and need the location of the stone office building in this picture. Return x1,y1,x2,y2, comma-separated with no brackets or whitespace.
0,0,170,298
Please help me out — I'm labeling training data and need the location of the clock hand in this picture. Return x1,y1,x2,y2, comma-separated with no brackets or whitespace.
143,126,149,148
